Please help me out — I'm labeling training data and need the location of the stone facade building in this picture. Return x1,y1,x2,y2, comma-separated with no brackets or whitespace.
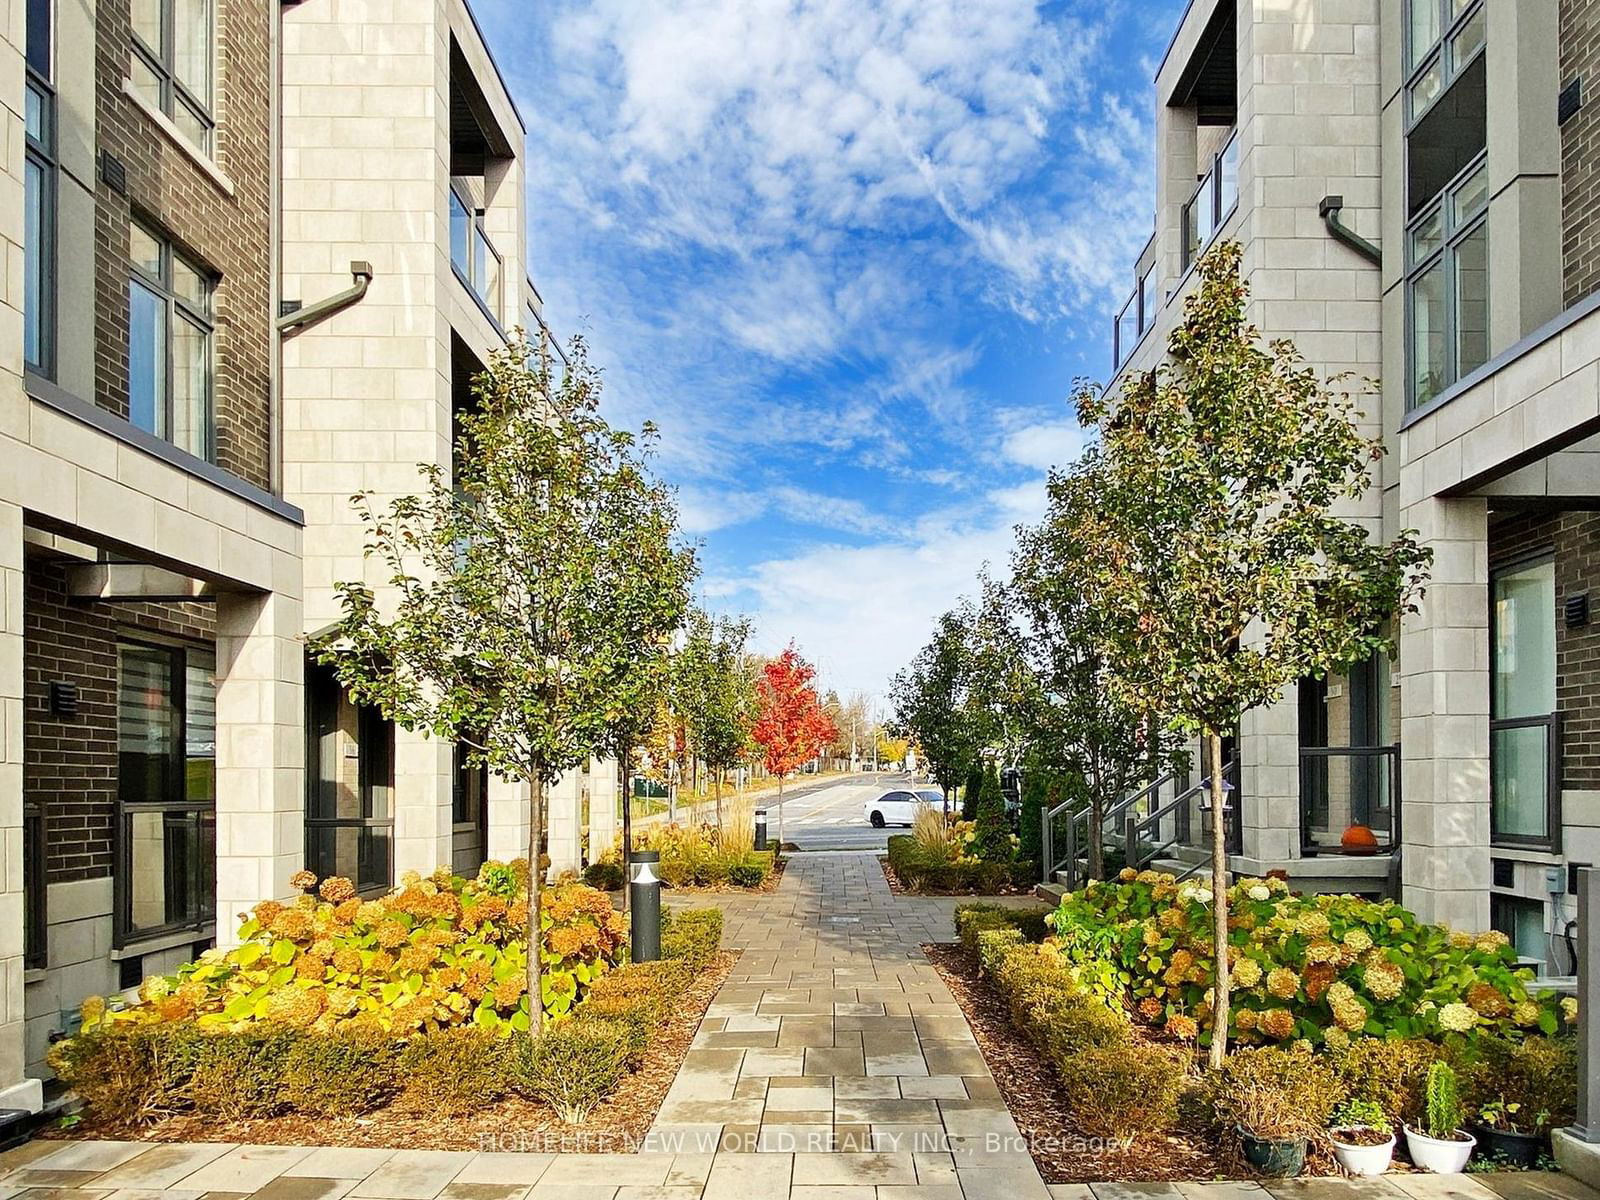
1108,0,1600,963
0,0,611,1107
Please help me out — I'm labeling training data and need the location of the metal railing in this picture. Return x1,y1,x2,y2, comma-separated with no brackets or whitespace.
1042,767,1181,889
1298,744,1401,853
1128,758,1239,881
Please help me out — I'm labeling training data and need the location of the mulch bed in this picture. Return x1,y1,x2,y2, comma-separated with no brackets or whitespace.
879,854,1035,897
45,949,739,1154
924,942,1220,1183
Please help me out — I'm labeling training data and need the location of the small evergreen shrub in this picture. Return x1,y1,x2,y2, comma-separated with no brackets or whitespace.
1202,1046,1346,1140
1059,1044,1186,1138
1336,1036,1440,1128
962,760,984,821
189,1026,300,1119
282,1024,399,1116
972,764,1011,863
513,1019,631,1124
582,856,626,891
1424,1060,1463,1138
660,907,722,968
398,1027,509,1114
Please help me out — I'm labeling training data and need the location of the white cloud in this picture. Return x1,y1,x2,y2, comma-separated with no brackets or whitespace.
1000,419,1090,472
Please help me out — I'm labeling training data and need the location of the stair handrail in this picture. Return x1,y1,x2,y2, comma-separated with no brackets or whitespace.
1128,757,1239,874
1042,766,1183,889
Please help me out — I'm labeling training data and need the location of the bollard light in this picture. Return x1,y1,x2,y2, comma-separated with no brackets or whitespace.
754,808,768,852
629,849,662,962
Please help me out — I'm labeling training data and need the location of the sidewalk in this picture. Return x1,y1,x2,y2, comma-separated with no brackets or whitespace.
2,854,1596,1200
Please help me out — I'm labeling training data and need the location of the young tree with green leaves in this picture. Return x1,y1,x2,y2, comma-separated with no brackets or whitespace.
314,337,697,1029
1011,458,1186,883
961,759,985,821
1076,243,1429,1065
890,609,983,813
676,607,757,827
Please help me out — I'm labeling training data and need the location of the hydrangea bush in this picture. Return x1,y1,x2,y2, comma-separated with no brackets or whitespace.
1047,869,1572,1048
83,864,626,1037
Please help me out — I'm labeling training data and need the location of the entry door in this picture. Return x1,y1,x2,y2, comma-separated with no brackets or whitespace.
452,742,489,876
1491,557,1558,847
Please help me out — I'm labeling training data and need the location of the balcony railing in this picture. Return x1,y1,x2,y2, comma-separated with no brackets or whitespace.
1300,744,1401,854
1182,129,1239,272
1491,712,1563,851
449,187,504,323
1112,262,1159,372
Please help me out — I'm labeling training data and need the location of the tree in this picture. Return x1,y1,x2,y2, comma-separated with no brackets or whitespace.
890,610,983,810
972,762,1010,863
1076,243,1429,1065
314,337,696,1029
676,607,757,827
1017,763,1050,870
1011,459,1186,883
751,646,838,846
961,759,984,821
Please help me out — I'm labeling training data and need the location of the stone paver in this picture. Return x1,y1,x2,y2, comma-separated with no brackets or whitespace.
6,853,1600,1200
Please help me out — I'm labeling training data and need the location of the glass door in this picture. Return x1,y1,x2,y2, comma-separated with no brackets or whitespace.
1491,557,1559,847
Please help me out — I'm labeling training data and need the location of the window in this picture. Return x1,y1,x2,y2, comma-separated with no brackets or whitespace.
305,663,394,895
1138,266,1156,336
1491,557,1560,847
452,742,488,877
130,0,213,150
1182,128,1240,271
128,220,214,460
116,640,216,944
1490,894,1547,968
449,186,503,320
1113,294,1138,369
1406,0,1485,125
25,0,55,376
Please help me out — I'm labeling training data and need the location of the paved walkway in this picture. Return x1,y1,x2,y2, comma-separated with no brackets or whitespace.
2,853,1595,1200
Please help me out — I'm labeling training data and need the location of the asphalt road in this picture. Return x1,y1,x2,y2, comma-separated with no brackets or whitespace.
763,772,950,851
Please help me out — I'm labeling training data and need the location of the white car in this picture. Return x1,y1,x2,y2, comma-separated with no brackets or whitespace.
864,787,949,828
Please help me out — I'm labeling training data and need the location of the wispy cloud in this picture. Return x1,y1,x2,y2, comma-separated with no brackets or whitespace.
476,0,1183,694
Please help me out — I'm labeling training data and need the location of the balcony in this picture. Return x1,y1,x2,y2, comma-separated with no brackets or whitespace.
1111,238,1159,372
1300,745,1401,855
450,186,503,326
1182,128,1238,273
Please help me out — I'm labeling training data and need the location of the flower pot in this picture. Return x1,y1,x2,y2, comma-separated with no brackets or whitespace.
1330,1129,1396,1176
1467,1123,1544,1169
1238,1126,1308,1177
1404,1125,1476,1173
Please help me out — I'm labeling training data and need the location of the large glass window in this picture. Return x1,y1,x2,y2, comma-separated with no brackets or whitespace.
1407,158,1487,410
117,641,216,944
128,220,214,459
305,662,394,894
1182,128,1240,272
130,0,213,151
449,185,503,321
1491,558,1559,847
25,0,54,376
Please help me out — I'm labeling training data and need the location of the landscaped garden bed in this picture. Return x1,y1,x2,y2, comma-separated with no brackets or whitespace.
46,865,730,1151
584,811,781,892
931,874,1578,1181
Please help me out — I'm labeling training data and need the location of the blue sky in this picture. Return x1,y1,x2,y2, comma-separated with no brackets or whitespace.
474,0,1185,701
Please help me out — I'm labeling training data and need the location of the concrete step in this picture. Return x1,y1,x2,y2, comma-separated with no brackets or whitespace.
1035,881,1068,904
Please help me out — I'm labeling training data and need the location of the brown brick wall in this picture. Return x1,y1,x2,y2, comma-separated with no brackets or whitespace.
1490,511,1600,790
25,557,216,886
93,0,274,489
1562,0,1600,306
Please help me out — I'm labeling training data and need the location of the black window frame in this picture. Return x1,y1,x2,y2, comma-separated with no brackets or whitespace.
113,636,217,949
1488,551,1563,851
129,0,215,152
128,217,217,461
24,0,56,379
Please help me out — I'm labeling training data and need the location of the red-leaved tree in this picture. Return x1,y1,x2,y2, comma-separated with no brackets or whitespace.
752,646,838,847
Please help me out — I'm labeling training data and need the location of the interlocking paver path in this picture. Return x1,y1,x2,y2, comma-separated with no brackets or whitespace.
8,853,1590,1200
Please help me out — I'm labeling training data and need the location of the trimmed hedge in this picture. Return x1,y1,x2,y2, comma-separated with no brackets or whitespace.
953,903,1052,952
50,904,723,1127
887,836,1029,894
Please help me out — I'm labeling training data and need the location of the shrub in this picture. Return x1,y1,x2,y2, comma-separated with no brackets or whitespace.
575,991,658,1061
887,836,1013,894
972,764,1011,863
1046,870,1569,1049
282,1024,399,1116
48,1025,205,1125
631,824,772,888
1029,991,1132,1066
1204,1045,1346,1141
661,907,722,968
588,957,690,1002
1336,1036,1440,1127
189,1026,300,1119
78,866,625,1036
1017,769,1048,869
1423,1060,1464,1138
582,853,626,891
512,1018,631,1124
962,761,984,821
954,902,1051,949
1059,1044,1186,1138
974,928,1025,976
1464,1035,1575,1133
726,856,769,889
914,803,962,861
398,1028,509,1115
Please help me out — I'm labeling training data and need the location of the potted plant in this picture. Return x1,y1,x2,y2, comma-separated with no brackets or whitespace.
1469,1098,1548,1169
1329,1098,1395,1176
1228,1076,1315,1177
1404,1062,1475,1173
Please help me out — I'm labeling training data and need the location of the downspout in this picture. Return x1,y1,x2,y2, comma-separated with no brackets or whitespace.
269,0,282,495
1319,195,1382,268
276,262,374,335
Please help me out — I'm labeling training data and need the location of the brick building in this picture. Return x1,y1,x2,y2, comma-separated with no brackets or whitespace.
1092,0,1600,963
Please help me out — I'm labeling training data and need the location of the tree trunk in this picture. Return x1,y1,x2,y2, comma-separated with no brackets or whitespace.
714,767,723,832
528,773,546,1033
776,775,785,847
1205,729,1230,1069
619,750,632,913
1087,790,1106,882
